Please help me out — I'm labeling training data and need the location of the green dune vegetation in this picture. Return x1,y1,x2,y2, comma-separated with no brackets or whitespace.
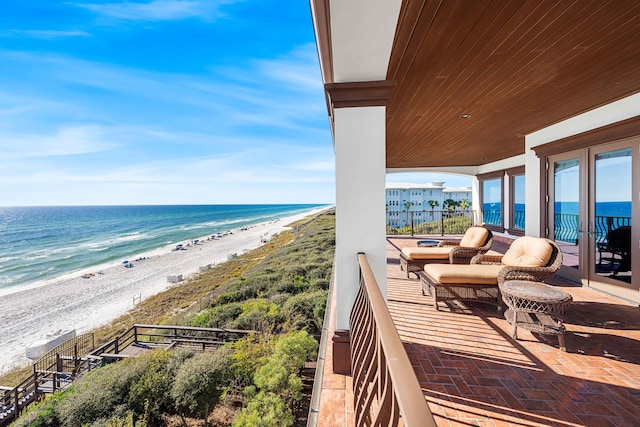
386,213,472,235
7,209,335,427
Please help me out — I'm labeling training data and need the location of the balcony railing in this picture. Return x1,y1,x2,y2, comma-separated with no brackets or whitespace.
350,253,435,427
554,214,631,244
387,209,476,236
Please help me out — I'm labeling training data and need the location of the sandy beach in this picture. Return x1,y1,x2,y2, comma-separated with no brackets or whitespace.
0,208,327,375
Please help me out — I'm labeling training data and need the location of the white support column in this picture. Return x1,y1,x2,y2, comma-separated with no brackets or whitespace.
334,106,387,331
471,177,481,224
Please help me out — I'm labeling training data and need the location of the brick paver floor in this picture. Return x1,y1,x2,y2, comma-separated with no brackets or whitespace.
387,236,640,427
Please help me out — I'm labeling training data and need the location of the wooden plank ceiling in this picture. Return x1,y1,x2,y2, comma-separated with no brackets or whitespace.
386,0,640,169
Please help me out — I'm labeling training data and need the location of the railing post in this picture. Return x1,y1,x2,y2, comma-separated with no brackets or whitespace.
410,211,414,236
14,387,19,414
440,211,445,236
56,353,63,390
33,364,38,393
134,325,138,343
606,216,614,238
73,343,79,377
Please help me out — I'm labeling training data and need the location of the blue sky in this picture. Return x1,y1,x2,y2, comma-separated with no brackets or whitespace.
0,0,335,206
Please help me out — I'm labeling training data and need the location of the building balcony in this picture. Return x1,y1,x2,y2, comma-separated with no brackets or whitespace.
311,235,640,426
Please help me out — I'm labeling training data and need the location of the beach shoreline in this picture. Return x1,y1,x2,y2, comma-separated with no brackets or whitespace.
0,207,329,375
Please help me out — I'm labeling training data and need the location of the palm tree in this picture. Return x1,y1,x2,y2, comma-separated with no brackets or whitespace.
443,199,458,211
427,200,439,210
403,201,412,228
459,198,471,211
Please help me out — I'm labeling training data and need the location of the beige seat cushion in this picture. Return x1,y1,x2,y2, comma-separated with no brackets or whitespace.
423,264,503,285
501,236,553,267
459,226,489,248
402,247,452,260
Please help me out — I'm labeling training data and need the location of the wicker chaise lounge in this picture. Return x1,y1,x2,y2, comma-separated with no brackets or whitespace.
419,236,563,310
399,226,493,278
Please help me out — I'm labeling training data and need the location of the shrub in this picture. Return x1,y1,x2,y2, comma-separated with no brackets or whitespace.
245,330,318,415
126,351,173,423
233,391,293,427
171,349,232,419
282,290,326,334
89,412,147,427
191,302,243,328
9,390,69,427
228,299,282,332
56,356,150,426
271,330,318,376
269,292,291,306
254,359,302,402
230,333,275,387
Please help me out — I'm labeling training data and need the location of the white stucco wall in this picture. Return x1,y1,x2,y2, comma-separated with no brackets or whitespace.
334,107,387,330
476,155,526,175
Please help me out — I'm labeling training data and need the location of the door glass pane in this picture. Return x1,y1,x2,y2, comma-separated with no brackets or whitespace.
513,175,525,229
482,178,502,226
594,148,632,283
554,159,580,269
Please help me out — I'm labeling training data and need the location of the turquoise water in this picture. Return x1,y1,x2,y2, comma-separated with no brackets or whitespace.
0,204,326,290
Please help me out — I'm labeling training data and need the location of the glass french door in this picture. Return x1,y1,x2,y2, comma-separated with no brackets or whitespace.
588,143,634,292
548,150,586,283
548,139,639,301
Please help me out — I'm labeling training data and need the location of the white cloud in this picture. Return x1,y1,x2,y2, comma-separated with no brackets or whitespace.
2,30,90,39
0,125,117,159
257,43,324,92
75,0,240,22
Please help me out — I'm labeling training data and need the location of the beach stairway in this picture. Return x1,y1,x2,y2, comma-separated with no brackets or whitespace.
1,324,252,426
0,386,38,426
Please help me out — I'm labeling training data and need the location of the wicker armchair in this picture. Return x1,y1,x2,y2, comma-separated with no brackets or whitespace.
419,237,563,310
472,238,563,286
399,226,493,278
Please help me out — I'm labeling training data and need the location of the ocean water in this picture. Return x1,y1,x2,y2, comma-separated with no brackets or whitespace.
554,201,632,217
491,202,632,218
0,204,326,291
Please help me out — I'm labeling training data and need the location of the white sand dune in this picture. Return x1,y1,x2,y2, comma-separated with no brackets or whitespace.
0,208,327,375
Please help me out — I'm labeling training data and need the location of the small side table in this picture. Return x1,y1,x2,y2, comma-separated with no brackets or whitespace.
499,280,573,351
417,239,440,247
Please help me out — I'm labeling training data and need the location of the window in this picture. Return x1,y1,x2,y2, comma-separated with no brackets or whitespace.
508,166,525,234
478,171,504,231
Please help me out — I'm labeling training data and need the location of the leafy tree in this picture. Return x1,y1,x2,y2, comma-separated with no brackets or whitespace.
460,198,471,211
